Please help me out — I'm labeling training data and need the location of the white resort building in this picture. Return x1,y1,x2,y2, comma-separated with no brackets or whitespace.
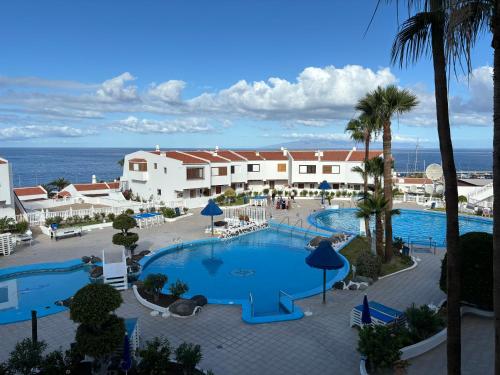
0,157,15,219
120,147,383,208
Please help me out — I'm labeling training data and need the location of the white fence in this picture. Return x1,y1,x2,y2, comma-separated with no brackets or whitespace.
223,206,267,224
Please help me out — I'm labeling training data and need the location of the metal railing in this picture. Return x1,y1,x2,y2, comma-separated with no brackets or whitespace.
249,292,254,317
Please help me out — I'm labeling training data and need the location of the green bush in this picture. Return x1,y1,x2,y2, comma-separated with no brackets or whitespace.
45,216,63,226
335,191,341,197
175,343,202,375
14,221,29,234
160,207,176,218
125,208,134,215
355,252,382,279
70,284,123,325
300,190,307,197
137,337,171,374
7,338,47,375
143,273,168,302
169,279,189,298
107,213,115,221
440,232,493,310
405,304,445,343
262,188,269,195
358,325,404,371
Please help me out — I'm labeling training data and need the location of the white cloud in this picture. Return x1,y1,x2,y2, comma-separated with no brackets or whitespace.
148,80,186,103
0,75,98,90
96,72,138,102
0,125,97,140
110,116,215,134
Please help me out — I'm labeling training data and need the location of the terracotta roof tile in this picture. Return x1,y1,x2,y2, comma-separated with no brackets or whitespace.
185,151,230,163
288,151,318,161
57,191,71,197
233,151,265,161
216,150,246,161
258,151,288,161
399,178,433,184
322,150,350,162
347,150,383,162
14,186,46,196
73,183,110,191
164,151,207,164
107,182,120,189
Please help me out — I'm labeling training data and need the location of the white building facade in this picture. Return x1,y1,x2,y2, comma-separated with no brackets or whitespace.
120,147,383,208
0,157,15,219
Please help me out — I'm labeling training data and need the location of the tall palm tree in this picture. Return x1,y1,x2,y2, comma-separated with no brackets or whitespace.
351,164,371,238
49,178,70,192
391,1,461,372
357,86,418,262
366,157,385,257
346,115,379,237
356,193,385,258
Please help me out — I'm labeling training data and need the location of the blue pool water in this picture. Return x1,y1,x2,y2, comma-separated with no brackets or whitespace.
311,209,493,246
133,212,161,219
0,261,90,324
140,228,349,323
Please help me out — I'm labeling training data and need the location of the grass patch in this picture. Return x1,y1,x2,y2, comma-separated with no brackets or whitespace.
340,236,414,279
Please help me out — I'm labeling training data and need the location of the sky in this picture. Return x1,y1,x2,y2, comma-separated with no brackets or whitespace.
0,0,494,149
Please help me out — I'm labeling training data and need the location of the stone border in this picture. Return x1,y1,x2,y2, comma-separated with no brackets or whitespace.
359,304,494,374
378,256,418,280
132,284,168,313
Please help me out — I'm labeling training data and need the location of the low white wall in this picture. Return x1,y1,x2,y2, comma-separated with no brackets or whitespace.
132,284,168,313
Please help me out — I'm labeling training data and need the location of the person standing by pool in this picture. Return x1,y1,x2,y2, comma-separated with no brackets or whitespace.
290,190,295,201
271,191,276,204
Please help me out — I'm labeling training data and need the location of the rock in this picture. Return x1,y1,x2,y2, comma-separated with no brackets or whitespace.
89,266,103,278
90,256,102,264
169,299,197,316
333,281,344,290
348,283,358,290
81,256,91,264
358,283,368,291
55,297,72,307
190,295,208,306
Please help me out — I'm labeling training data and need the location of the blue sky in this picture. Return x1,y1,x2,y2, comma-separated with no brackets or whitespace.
0,0,494,149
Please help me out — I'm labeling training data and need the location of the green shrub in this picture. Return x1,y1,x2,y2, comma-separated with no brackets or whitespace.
14,221,29,234
335,191,341,197
93,213,101,222
300,190,308,197
160,207,176,218
169,279,189,298
125,208,134,215
175,343,202,375
7,338,47,375
137,338,171,374
358,325,404,371
440,232,493,310
405,304,445,343
107,213,115,221
143,273,168,302
355,252,382,279
262,188,269,195
45,216,63,226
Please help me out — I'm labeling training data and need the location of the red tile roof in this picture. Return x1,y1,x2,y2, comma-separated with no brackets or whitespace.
258,151,288,161
107,182,120,189
14,186,47,196
288,151,318,161
399,178,433,184
57,191,71,197
233,151,265,161
185,151,230,163
0,159,6,164
164,151,207,164
73,183,110,191
347,150,383,162
322,150,350,162
216,150,247,161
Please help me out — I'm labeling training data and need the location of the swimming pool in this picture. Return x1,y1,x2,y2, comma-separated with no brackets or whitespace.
140,227,350,323
310,208,493,246
133,212,161,219
0,259,90,324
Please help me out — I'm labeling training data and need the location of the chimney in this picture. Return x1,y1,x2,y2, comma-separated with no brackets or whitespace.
155,145,160,152
256,151,260,157
281,147,287,156
352,146,357,151
92,175,97,184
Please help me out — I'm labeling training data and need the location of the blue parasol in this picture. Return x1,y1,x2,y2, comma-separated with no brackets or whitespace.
201,199,223,236
361,295,372,325
120,333,132,373
305,240,344,303
318,180,331,204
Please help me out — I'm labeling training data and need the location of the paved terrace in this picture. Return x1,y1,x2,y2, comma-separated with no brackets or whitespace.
0,199,492,374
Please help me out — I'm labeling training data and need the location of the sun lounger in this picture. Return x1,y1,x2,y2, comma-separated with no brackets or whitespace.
350,301,406,328
52,227,82,241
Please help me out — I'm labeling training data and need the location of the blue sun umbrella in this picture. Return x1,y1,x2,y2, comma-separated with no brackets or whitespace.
201,199,223,236
318,180,331,204
361,295,372,325
120,333,132,373
305,240,344,303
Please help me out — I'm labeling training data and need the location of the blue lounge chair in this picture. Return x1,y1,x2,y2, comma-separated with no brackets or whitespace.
350,301,406,328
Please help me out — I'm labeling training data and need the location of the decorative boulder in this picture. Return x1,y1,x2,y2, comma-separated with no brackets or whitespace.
169,299,197,316
333,281,344,290
190,295,208,307
90,266,103,278
81,256,91,264
348,283,358,290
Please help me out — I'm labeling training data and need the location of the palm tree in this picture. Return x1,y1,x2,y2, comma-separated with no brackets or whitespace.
117,158,125,167
346,115,379,237
366,157,385,257
356,86,418,262
49,178,70,192
391,1,462,372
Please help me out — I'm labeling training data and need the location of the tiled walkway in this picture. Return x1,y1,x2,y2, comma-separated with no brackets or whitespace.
0,200,488,374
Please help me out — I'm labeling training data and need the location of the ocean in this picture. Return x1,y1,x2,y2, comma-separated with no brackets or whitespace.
0,147,493,187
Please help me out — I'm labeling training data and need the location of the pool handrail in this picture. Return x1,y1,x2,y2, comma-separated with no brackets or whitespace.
249,292,254,317
279,290,295,313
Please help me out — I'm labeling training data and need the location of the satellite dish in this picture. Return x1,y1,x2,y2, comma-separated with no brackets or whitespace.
426,164,443,181
424,185,434,194
435,184,444,194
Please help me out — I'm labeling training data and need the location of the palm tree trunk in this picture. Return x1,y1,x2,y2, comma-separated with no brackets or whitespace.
492,2,500,372
383,120,394,261
430,3,461,373
364,135,371,238
375,212,384,258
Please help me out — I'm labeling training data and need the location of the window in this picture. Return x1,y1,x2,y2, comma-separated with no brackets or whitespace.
163,167,167,174
189,189,197,198
186,167,204,180
277,163,287,172
129,162,147,172
154,163,158,169
299,165,316,174
231,165,235,174
322,165,340,174
298,183,304,189
247,164,260,172
212,167,227,176
309,183,315,189
157,189,161,196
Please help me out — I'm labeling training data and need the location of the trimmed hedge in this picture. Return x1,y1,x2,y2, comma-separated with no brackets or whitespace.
440,231,493,310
